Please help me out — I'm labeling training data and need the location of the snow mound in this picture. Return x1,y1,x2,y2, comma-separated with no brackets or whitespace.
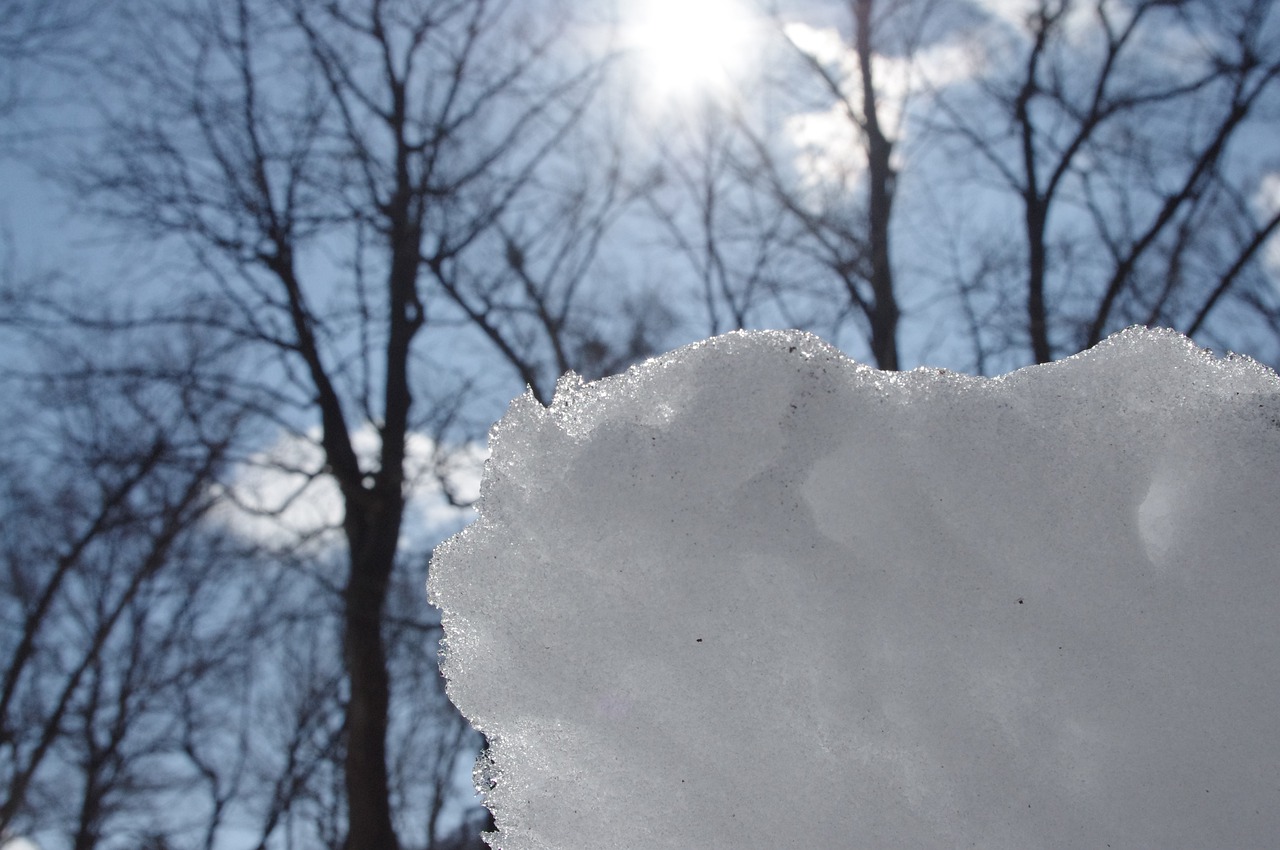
429,327,1280,850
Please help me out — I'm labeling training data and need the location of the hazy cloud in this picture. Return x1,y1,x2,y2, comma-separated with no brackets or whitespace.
212,424,485,553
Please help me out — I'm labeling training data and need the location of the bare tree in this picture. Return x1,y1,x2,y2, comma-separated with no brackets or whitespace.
647,0,947,368
74,0,636,846
645,0,1280,372
931,0,1280,364
0,0,111,147
437,98,673,395
846,0,903,369
2,260,488,850
749,0,952,369
638,96,794,337
0,307,261,847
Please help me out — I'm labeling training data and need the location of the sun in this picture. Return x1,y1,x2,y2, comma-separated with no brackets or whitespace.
628,0,758,102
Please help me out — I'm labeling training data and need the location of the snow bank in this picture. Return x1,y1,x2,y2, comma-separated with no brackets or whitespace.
428,328,1280,849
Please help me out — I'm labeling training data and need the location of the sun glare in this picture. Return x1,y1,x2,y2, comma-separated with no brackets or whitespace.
629,0,757,102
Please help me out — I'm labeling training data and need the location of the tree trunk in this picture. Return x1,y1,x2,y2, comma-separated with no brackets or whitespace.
856,0,900,371
1025,200,1052,364
342,493,403,850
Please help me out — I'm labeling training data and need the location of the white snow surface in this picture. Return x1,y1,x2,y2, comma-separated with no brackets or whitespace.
429,327,1280,849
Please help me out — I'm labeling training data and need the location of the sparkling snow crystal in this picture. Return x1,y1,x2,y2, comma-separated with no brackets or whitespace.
428,327,1280,850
